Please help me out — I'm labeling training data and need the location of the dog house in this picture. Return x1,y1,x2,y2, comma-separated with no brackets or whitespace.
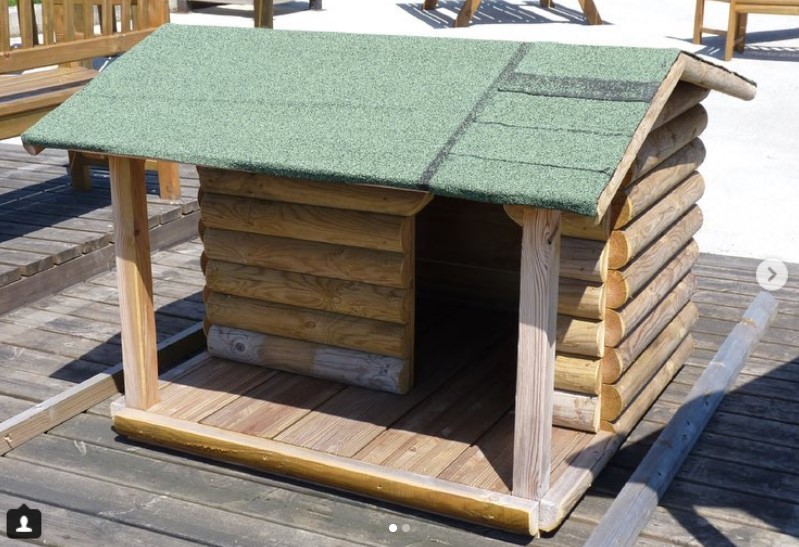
23,25,755,535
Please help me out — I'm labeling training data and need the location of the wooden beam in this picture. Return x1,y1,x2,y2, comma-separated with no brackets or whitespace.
678,53,757,101
0,323,204,455
112,407,540,535
586,291,777,546
109,156,159,410
157,162,181,201
513,207,561,500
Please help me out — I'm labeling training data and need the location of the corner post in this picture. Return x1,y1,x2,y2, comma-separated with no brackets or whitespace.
109,156,159,410
512,206,561,500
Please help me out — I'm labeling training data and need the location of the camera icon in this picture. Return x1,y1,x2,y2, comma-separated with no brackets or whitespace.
6,504,42,539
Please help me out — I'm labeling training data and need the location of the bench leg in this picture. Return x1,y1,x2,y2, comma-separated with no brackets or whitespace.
157,162,181,201
310,0,322,10
693,0,705,44
540,0,553,8
734,13,748,52
454,0,481,26
577,0,601,24
69,151,92,192
422,0,438,9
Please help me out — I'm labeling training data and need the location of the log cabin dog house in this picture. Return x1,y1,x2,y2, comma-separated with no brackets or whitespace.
23,25,756,535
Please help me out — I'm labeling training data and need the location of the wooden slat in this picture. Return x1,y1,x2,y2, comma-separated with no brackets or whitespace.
609,173,704,269
101,0,113,35
64,0,76,41
198,168,433,216
18,0,34,48
0,0,9,52
203,228,410,289
613,139,705,229
201,371,344,437
122,0,133,31
605,279,696,378
205,259,410,324
607,209,702,308
200,193,413,253
43,0,56,45
606,240,700,345
205,292,410,359
513,207,560,500
206,325,411,394
150,358,275,422
0,30,153,73
82,0,95,38
109,156,158,410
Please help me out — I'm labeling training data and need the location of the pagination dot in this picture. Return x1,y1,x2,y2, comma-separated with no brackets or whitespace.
388,523,398,533
401,524,411,532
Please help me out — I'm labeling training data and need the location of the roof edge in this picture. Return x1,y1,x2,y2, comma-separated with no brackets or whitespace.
678,52,757,101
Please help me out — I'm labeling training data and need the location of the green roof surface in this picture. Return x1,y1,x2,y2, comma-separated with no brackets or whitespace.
23,24,686,215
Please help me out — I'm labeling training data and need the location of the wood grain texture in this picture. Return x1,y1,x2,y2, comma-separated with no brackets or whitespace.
652,82,711,130
198,167,433,216
602,303,699,390
613,140,705,229
205,292,410,359
200,193,412,253
202,228,410,288
206,325,411,394
587,293,775,546
606,240,700,345
609,173,704,269
506,205,609,242
556,315,605,358
109,156,158,410
513,207,561,500
552,390,600,432
602,321,694,421
628,105,708,182
607,209,702,308
205,259,411,324
679,53,756,101
555,354,603,395
112,407,539,535
604,278,697,379
561,237,608,283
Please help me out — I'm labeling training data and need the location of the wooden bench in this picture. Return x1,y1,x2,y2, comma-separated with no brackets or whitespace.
694,0,799,60
0,0,179,199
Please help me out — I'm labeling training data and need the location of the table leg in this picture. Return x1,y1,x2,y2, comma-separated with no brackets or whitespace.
109,156,159,410
512,207,561,500
454,0,481,26
578,0,602,25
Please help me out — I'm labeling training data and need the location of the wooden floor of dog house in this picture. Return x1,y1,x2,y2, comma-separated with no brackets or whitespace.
111,301,619,535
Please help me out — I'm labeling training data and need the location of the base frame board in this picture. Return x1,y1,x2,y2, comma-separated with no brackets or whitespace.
110,352,621,535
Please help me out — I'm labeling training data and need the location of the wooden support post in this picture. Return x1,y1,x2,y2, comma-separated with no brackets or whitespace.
68,150,92,191
157,161,181,201
512,207,561,500
586,291,777,547
109,156,159,410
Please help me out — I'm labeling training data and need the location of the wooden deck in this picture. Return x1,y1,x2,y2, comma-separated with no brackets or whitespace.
0,146,797,544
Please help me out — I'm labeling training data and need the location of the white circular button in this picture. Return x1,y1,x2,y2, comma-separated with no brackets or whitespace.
756,258,788,291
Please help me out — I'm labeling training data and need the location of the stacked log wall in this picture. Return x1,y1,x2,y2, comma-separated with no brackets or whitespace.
197,169,432,394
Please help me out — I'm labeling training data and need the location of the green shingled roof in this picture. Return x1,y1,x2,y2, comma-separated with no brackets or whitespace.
23,24,688,216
